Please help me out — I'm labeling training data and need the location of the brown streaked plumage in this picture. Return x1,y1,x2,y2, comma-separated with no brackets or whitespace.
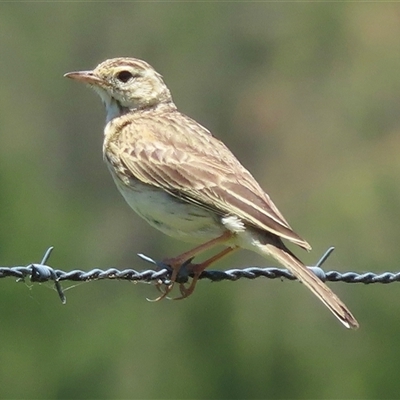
64,57,359,329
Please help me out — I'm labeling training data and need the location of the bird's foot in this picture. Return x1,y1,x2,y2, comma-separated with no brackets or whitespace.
147,257,194,301
170,262,204,300
147,245,236,301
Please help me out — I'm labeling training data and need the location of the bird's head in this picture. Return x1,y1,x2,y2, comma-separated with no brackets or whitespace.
64,57,173,121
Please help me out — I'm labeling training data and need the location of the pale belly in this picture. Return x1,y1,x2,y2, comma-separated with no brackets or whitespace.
111,173,226,243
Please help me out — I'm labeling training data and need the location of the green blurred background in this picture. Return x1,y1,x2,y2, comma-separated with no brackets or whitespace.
0,2,400,398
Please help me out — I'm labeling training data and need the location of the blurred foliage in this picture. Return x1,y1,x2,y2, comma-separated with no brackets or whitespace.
1,2,400,398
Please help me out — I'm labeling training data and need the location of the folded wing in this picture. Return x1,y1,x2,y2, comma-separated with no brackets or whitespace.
117,111,311,251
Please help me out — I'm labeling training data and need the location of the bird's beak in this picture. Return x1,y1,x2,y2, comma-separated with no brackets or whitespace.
63,70,103,85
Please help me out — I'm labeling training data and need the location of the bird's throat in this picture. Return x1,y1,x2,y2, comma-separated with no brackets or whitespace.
105,98,130,123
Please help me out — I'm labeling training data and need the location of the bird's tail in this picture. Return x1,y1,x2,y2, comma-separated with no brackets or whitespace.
255,242,359,329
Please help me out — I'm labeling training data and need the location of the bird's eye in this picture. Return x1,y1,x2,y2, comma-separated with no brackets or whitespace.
116,70,134,83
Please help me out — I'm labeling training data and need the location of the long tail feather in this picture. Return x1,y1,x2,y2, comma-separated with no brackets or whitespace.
257,243,359,329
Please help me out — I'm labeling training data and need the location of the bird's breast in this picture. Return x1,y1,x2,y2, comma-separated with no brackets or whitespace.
105,161,225,243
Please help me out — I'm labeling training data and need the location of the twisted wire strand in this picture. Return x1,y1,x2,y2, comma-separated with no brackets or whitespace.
0,246,397,304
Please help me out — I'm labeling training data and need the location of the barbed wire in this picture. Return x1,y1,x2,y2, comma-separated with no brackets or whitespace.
0,246,398,304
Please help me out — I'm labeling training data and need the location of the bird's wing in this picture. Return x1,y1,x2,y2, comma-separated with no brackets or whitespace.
115,111,311,250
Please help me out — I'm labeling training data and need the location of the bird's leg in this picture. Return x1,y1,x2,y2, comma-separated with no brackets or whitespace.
153,231,233,301
164,230,233,268
175,246,238,300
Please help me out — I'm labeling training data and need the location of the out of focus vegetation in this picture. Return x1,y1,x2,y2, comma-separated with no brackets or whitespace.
1,3,400,398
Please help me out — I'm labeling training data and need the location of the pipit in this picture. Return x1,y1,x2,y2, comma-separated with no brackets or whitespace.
65,57,358,329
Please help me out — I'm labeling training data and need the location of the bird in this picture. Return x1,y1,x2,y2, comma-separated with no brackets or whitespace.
64,57,359,329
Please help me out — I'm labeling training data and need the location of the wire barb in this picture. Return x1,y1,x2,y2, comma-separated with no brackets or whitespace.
1,246,399,303
26,247,66,304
